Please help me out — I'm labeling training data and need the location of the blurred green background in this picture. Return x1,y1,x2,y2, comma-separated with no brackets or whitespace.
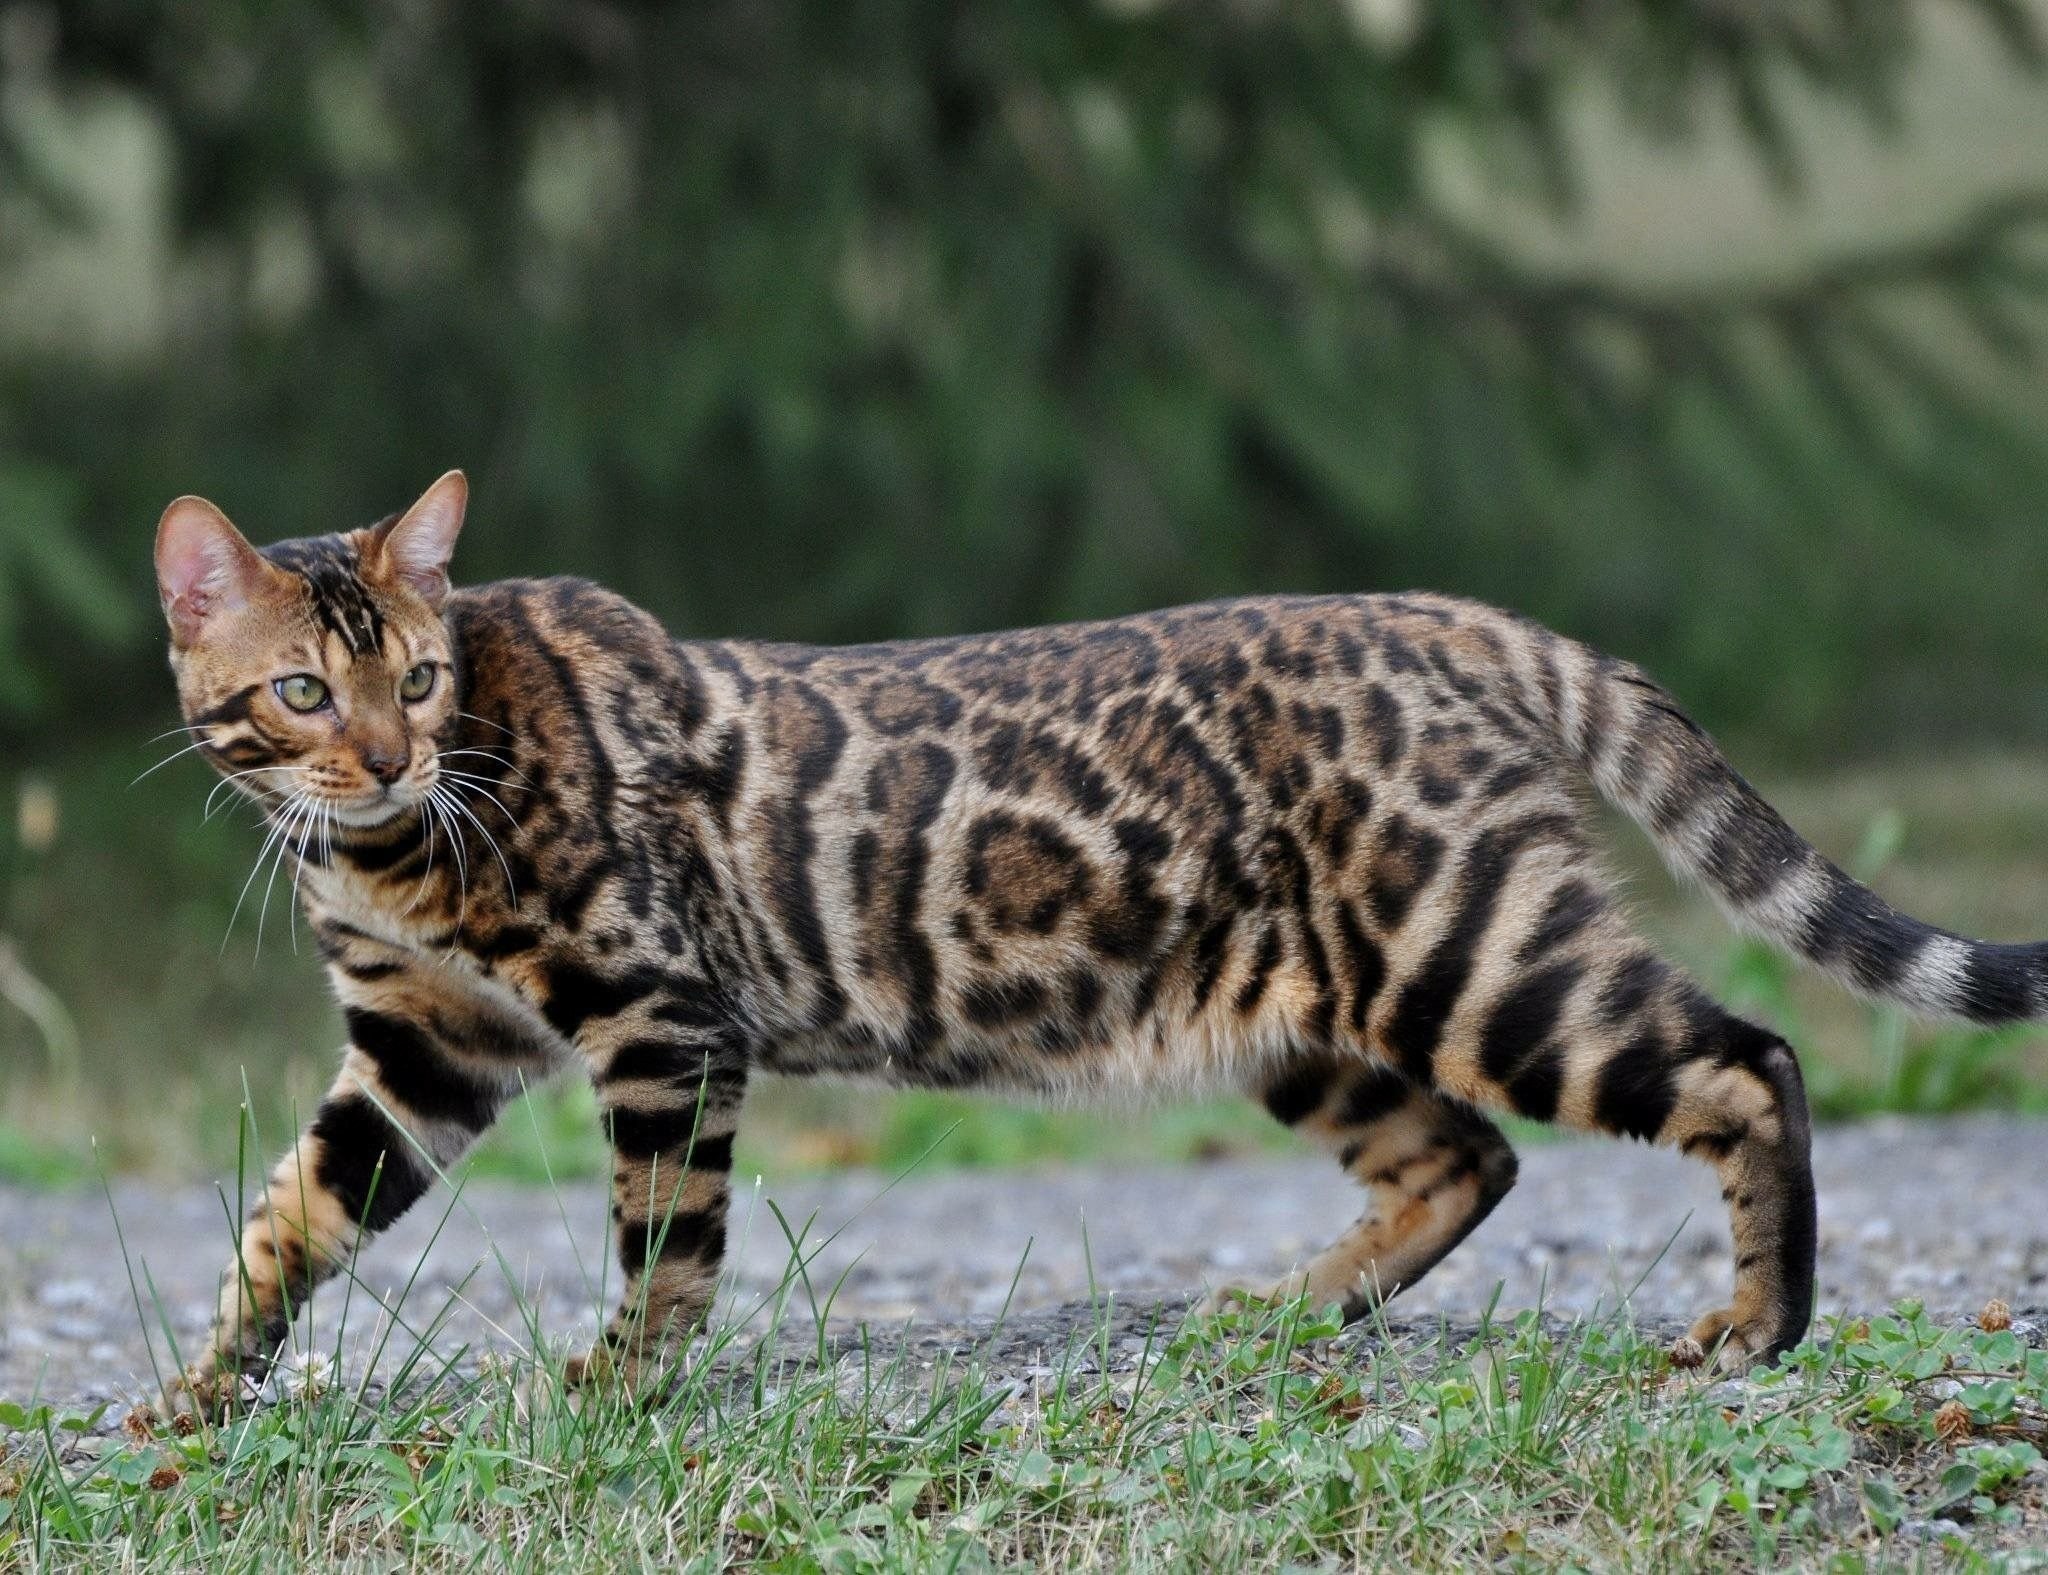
4,0,2048,1182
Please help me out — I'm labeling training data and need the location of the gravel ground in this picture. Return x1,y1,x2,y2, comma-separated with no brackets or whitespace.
2,1115,2044,1414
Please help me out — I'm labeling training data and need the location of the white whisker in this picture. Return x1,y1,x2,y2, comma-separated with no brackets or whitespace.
436,748,535,787
455,710,516,738
204,765,306,822
428,786,470,938
405,800,440,916
438,768,529,802
437,772,525,822
222,795,302,955
132,733,219,785
286,799,324,951
439,780,517,900
255,794,317,961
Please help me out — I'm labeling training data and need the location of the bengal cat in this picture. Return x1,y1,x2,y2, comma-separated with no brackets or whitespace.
151,470,2046,1413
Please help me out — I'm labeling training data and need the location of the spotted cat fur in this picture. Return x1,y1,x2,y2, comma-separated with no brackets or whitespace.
150,471,2046,1410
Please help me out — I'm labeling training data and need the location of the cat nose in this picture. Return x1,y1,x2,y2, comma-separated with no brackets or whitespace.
360,747,408,785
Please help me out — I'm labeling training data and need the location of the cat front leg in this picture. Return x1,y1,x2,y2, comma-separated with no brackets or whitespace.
558,986,750,1398
167,967,533,1417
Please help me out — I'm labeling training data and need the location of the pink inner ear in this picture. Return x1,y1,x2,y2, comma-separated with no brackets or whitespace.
376,471,467,608
156,497,262,644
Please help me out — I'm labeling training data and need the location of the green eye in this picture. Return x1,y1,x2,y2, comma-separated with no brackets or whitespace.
399,662,436,702
276,674,329,712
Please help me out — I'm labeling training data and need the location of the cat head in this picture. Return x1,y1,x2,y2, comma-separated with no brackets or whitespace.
154,470,469,828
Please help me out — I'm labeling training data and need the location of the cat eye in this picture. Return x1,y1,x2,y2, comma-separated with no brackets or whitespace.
275,674,329,712
399,662,437,702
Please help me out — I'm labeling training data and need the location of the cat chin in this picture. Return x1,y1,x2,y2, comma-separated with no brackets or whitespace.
322,797,412,829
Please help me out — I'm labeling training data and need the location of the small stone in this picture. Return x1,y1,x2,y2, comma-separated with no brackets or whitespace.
1925,1378,1964,1401
37,1280,96,1311
50,1317,100,1342
1898,1517,1964,1544
1349,1416,1427,1451
1701,1381,1747,1410
1978,1299,2012,1333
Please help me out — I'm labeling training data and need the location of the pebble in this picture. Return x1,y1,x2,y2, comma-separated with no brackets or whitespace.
1898,1518,1966,1544
37,1280,97,1310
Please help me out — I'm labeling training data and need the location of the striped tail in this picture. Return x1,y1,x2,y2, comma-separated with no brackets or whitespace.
1538,637,2047,1026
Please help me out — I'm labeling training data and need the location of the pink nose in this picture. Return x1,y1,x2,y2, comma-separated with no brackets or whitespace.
361,748,407,785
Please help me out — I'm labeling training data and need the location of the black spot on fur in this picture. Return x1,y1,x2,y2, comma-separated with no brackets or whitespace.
1593,1033,1676,1141
1363,684,1406,769
1518,881,1606,965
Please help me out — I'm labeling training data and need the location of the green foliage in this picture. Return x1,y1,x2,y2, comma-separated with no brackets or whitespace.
4,1,2048,757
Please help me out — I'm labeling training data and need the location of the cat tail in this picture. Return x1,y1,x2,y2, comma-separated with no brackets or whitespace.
1533,633,2047,1026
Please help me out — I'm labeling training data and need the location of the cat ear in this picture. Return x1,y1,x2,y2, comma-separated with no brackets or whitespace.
154,496,274,648
369,470,467,609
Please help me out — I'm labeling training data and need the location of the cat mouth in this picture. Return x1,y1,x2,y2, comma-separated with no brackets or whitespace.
321,789,418,829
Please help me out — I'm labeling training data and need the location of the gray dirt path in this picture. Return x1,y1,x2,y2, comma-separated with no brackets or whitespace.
2,1115,2044,1414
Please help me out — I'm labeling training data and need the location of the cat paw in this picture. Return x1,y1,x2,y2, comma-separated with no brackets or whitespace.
562,1341,676,1403
1685,1307,1785,1373
561,1346,617,1390
160,1359,255,1423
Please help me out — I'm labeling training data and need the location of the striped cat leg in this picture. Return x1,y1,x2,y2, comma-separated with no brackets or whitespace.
171,1025,511,1415
1203,1056,1517,1320
563,1016,750,1395
1446,944,1817,1371
1583,973,1815,1370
